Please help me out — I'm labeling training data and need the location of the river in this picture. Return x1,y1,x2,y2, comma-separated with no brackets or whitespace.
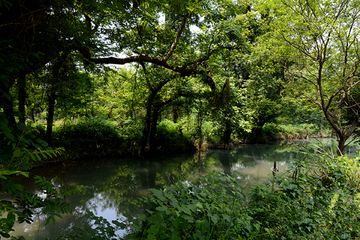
6,138,358,239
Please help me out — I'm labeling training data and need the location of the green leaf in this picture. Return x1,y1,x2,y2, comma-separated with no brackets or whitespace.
36,138,48,147
112,220,127,229
224,215,231,223
12,148,24,158
170,199,179,208
210,214,219,224
45,217,51,225
138,214,147,221
178,206,191,215
170,230,181,240
196,219,210,234
133,223,142,232
156,205,171,214
0,169,29,178
183,215,195,223
17,122,26,131
150,189,166,201
195,202,204,210
147,224,159,235
21,162,28,170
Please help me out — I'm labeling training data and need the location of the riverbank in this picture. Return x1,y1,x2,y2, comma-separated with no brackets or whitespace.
23,120,333,169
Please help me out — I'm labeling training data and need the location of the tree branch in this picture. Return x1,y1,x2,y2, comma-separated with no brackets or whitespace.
162,14,188,62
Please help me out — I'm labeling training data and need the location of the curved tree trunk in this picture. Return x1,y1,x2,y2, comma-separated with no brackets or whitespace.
138,71,173,157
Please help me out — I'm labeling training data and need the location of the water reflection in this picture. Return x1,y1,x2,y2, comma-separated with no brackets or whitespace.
7,138,357,239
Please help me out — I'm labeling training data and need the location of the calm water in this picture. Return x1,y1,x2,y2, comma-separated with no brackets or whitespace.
6,138,358,239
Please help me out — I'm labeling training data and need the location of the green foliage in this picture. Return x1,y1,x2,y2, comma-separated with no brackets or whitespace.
125,171,247,239
262,123,330,140
156,119,193,149
248,150,360,239
117,119,143,144
52,117,124,154
0,115,64,170
123,151,360,239
255,0,360,153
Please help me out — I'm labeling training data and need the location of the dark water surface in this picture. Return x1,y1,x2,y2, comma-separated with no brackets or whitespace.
7,138,358,239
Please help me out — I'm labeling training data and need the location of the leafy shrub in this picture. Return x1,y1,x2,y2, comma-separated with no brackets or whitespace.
157,120,187,140
117,119,143,143
52,118,123,153
0,117,61,169
124,171,249,239
155,119,194,150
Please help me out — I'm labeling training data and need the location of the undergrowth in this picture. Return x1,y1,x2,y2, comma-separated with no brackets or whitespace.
262,122,331,140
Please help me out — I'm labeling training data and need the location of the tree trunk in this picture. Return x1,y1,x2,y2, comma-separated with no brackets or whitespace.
223,120,232,145
139,77,171,157
223,78,232,145
197,101,203,150
173,106,179,123
248,118,268,144
323,109,358,156
250,126,265,143
46,62,61,146
46,88,56,145
18,73,26,124
337,134,346,156
149,107,160,154
2,90,16,128
28,107,35,122
139,93,156,157
0,79,16,128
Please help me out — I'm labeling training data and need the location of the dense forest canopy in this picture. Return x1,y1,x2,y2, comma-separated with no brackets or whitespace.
1,0,359,156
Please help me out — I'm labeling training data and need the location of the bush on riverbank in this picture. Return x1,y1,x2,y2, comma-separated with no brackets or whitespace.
262,122,331,140
121,150,360,239
155,120,195,153
29,118,332,161
52,118,124,155
43,118,195,159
